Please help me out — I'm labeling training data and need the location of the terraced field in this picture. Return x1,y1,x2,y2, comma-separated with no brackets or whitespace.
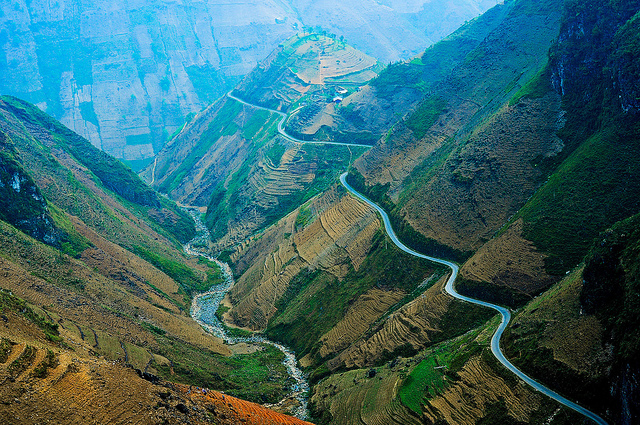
0,331,311,425
330,276,451,369
289,35,379,85
228,187,381,330
0,312,169,425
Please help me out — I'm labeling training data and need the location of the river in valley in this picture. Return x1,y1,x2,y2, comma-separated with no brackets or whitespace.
183,209,309,420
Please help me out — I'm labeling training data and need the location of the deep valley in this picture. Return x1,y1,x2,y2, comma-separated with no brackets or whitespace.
1,0,640,424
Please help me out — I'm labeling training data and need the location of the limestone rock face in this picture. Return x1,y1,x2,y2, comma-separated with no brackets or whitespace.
0,0,495,165
0,0,300,166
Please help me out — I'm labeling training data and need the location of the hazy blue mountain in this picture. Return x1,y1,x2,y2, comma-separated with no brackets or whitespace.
0,0,495,168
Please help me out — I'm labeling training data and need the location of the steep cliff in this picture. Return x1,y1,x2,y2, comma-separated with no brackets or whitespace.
0,0,299,167
0,130,58,246
578,213,640,424
0,0,495,168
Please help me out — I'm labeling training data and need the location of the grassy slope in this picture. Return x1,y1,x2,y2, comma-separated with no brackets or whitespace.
514,0,640,275
0,97,294,403
308,1,639,423
1,96,195,244
265,230,441,363
452,3,640,421
346,0,562,261
501,211,640,423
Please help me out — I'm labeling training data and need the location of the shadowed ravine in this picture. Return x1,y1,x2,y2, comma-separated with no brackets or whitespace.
185,93,609,425
184,209,310,420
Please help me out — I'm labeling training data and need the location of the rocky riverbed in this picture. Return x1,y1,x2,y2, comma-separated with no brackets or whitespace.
184,209,309,419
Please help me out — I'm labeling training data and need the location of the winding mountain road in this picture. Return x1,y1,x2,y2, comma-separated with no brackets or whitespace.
227,92,373,148
339,173,608,425
228,92,608,425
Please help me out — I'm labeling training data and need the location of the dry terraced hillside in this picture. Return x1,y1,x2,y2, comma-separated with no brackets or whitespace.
0,96,313,422
199,0,640,423
0,298,312,425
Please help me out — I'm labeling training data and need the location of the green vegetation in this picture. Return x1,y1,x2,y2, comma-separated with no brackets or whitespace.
8,344,36,376
158,99,243,195
199,256,225,288
435,300,496,342
242,109,272,140
215,305,230,322
0,338,12,363
48,204,92,257
2,96,160,207
370,62,424,99
0,289,61,343
368,0,515,102
264,139,287,167
509,63,552,106
207,143,364,242
517,127,640,275
132,245,217,298
185,64,234,104
294,203,313,230
476,400,526,425
399,355,449,414
503,317,607,407
119,195,196,245
456,277,532,310
507,0,640,276
150,332,291,404
398,326,486,414
287,125,379,146
405,97,447,139
0,148,59,245
156,198,197,244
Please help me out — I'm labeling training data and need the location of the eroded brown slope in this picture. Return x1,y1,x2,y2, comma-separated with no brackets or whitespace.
396,93,565,252
227,187,381,330
460,218,556,300
0,313,311,425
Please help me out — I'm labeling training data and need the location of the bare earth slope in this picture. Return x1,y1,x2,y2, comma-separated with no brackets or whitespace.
0,308,312,425
0,97,306,420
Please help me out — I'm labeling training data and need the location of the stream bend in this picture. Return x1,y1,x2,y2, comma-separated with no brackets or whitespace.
184,209,309,420
218,93,607,425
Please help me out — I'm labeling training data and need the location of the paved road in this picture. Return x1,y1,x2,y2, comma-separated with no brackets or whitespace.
227,92,374,148
223,90,608,425
339,172,608,425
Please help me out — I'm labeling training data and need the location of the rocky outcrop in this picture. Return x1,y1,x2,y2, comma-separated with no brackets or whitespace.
579,212,640,424
0,131,58,246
